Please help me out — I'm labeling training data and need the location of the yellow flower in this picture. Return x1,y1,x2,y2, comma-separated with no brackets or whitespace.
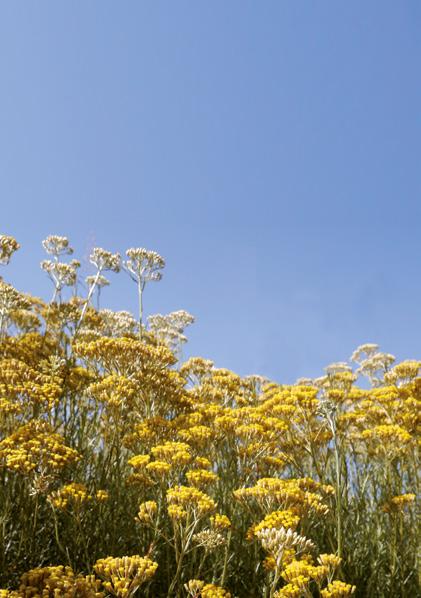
146,460,172,476
95,489,109,502
15,565,103,597
320,580,356,597
49,483,94,510
151,441,192,466
274,583,302,597
94,555,158,597
186,469,218,488
382,493,416,514
0,421,80,475
201,583,232,597
128,454,150,469
167,486,216,518
210,514,231,530
137,500,158,523
252,510,300,538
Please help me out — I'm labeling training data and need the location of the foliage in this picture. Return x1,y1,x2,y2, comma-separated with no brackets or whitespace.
0,235,419,597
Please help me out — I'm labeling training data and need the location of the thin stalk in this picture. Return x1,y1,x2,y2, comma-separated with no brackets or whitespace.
137,278,144,340
74,270,101,337
334,434,343,559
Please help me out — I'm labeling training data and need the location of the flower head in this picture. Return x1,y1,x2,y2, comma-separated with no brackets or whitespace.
125,248,165,283
0,235,20,265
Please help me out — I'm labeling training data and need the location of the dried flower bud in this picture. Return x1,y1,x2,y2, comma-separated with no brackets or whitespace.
42,235,73,257
90,248,121,273
125,247,165,283
41,260,79,290
0,235,20,265
86,274,110,289
192,529,226,550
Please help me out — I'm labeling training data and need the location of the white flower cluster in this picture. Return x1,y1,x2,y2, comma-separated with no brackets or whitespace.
100,309,138,337
148,310,194,350
256,526,315,565
0,281,31,313
42,235,73,257
41,260,80,291
0,281,31,336
324,362,353,376
351,343,395,386
124,248,165,284
40,236,80,301
85,274,109,290
90,248,121,273
192,529,226,550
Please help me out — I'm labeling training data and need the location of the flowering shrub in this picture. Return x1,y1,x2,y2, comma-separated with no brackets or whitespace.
0,234,419,597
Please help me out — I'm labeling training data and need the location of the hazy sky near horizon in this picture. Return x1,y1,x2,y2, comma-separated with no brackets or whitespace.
1,2,421,383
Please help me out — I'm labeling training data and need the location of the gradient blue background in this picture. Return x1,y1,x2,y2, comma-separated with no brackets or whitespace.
1,2,420,382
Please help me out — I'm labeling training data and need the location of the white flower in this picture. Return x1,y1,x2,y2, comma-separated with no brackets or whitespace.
90,248,121,273
124,248,165,283
42,235,73,257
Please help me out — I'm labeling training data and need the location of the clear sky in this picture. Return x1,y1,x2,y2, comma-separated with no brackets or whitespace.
1,2,420,383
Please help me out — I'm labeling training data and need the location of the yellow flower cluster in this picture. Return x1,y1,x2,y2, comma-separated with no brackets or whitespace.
234,477,330,518
0,420,80,474
382,493,416,514
201,583,232,598
151,441,192,466
5,565,103,597
0,357,62,411
49,483,108,510
49,482,92,509
271,553,344,596
179,425,214,447
167,486,216,520
127,454,150,469
248,509,300,540
2,237,420,596
320,580,356,597
94,555,158,597
146,460,172,476
137,500,158,522
210,514,231,530
88,374,137,409
185,579,232,597
186,468,218,488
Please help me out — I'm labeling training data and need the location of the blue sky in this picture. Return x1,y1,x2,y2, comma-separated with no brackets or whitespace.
1,2,420,382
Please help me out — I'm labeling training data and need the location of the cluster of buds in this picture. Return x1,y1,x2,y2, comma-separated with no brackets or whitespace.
6,236,174,347
124,248,165,338
12,565,104,598
86,274,110,292
90,248,121,273
137,500,158,523
0,281,31,336
351,343,395,386
192,529,226,550
74,247,120,333
185,580,232,598
94,555,158,598
99,309,137,337
0,281,30,313
124,248,165,284
41,260,80,292
41,236,79,302
42,235,74,257
148,309,195,352
256,527,315,566
0,235,20,265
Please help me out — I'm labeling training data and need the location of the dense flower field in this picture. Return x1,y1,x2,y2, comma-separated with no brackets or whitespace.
0,235,419,597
